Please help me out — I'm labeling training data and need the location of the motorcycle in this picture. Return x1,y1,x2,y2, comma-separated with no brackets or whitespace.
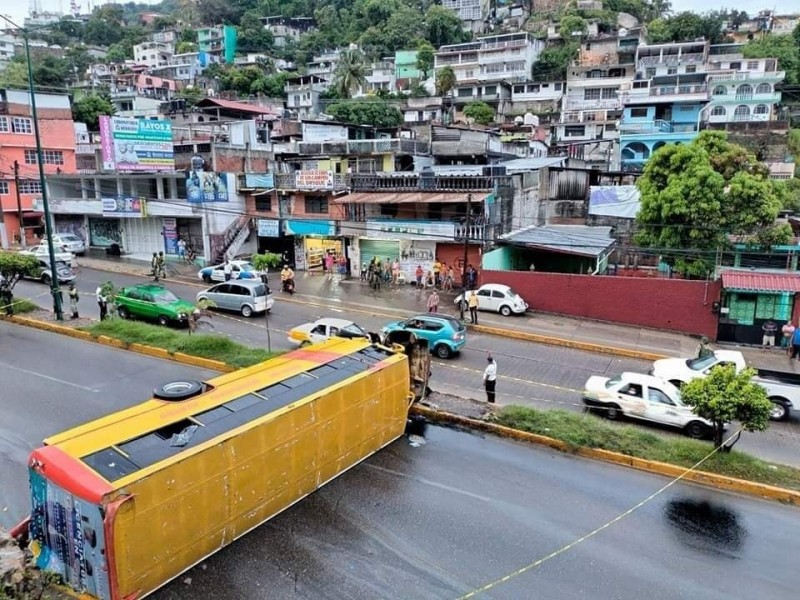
282,278,295,295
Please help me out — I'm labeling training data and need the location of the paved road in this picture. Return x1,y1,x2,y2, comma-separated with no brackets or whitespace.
14,269,800,468
2,323,798,599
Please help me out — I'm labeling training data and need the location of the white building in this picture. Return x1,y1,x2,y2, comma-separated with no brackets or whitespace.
434,32,544,85
0,33,15,70
440,0,491,33
510,81,564,115
307,50,341,83
285,75,328,118
356,59,397,96
133,41,174,69
260,16,315,47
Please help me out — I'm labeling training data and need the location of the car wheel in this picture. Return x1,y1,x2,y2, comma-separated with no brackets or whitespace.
685,421,708,439
202,274,212,283
499,305,512,317
605,404,622,420
434,344,451,359
41,273,51,285
300,340,311,348
157,315,170,327
241,304,253,318
197,298,210,309
153,380,204,401
117,306,130,319
768,398,790,422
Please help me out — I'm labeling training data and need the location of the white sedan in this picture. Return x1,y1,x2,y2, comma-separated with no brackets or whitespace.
198,260,263,283
287,317,369,347
454,283,528,316
20,243,74,265
582,372,713,439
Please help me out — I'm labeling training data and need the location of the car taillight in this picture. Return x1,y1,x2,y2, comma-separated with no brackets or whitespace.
453,333,464,341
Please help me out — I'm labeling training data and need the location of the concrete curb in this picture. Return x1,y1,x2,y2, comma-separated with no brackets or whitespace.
409,404,800,506
6,315,235,373
78,259,671,361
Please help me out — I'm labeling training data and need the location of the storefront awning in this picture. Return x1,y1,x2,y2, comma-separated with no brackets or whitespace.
333,192,471,205
721,271,800,293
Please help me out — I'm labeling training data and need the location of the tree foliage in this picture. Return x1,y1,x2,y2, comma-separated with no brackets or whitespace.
680,365,773,450
743,32,800,85
559,15,587,39
635,132,787,277
326,99,403,127
332,48,368,99
416,42,435,80
424,5,469,48
463,101,495,125
532,43,578,81
435,66,456,96
72,93,115,131
0,253,39,292
237,11,274,53
645,11,727,44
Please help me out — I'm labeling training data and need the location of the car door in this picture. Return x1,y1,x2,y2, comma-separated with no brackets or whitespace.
403,318,430,342
228,284,251,312
210,265,225,282
476,288,492,311
615,382,647,418
309,323,329,343
643,386,683,426
491,290,506,311
208,284,231,311
139,292,158,319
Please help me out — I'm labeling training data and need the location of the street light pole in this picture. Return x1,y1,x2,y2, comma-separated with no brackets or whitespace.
1,16,63,319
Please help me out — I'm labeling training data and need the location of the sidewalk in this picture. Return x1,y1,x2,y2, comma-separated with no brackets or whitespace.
75,255,800,372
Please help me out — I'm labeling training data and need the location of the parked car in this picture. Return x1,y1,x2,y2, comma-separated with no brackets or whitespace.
381,314,467,359
288,317,369,347
454,283,528,316
115,284,196,327
651,349,800,421
197,260,263,283
49,233,85,255
25,258,76,285
582,372,713,439
20,243,74,264
196,280,274,317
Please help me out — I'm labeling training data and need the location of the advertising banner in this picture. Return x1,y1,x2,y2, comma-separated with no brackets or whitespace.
365,219,455,241
296,170,333,189
186,171,231,202
99,116,174,172
244,173,275,189
101,196,147,218
398,239,436,281
257,218,280,237
162,217,178,255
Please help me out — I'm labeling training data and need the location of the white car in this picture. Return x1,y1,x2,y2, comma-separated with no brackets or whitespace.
198,260,263,283
20,243,74,265
287,317,369,347
650,350,747,388
454,283,528,316
582,372,713,439
50,233,85,255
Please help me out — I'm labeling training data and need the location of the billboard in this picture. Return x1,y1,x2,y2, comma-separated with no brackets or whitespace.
296,170,333,189
186,171,231,202
101,196,147,217
99,116,174,172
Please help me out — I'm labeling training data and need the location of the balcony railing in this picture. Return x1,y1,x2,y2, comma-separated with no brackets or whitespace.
349,173,502,192
637,52,705,66
708,70,786,82
274,172,349,190
619,120,699,135
297,139,430,155
75,142,101,155
563,98,620,110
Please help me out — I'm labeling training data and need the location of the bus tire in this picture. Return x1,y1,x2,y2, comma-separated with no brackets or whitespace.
154,380,204,401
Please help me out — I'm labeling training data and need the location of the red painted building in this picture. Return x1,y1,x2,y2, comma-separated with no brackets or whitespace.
0,89,76,247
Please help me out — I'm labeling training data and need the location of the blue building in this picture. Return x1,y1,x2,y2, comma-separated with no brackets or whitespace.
618,40,710,171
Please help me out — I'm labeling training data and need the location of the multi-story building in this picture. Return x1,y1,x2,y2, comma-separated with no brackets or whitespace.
451,81,512,117
307,50,340,82
434,32,544,85
359,59,396,96
133,41,174,69
618,40,710,171
395,50,422,89
0,89,76,248
440,0,491,33
148,52,208,83
260,16,315,47
196,25,237,65
0,33,15,71
285,75,329,118
509,81,564,117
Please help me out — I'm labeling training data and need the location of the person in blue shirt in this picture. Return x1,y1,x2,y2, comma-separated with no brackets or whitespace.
791,327,800,359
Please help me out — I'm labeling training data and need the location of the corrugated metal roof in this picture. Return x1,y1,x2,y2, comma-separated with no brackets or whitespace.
332,192,470,205
721,271,800,293
500,225,615,257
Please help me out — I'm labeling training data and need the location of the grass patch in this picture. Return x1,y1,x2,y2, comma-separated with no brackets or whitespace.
495,406,800,492
80,319,278,368
11,298,39,314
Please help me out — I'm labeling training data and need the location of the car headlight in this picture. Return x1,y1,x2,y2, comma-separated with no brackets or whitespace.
178,312,187,320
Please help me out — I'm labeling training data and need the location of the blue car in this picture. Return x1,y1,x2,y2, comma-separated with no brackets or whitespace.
197,260,263,283
381,314,467,359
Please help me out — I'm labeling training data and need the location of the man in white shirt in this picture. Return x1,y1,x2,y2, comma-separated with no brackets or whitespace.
483,355,497,404
223,261,233,281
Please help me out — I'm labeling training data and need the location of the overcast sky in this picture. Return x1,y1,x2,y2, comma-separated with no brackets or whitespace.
2,0,800,32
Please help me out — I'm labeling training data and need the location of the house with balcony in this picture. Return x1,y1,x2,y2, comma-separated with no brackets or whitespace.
451,81,512,117
148,52,210,83
395,50,422,89
618,40,710,171
285,75,328,118
133,41,174,69
434,32,544,86
196,25,237,64
441,0,491,33
431,125,533,163
307,50,341,82
357,59,396,96
260,16,315,47
400,97,445,124
509,81,564,117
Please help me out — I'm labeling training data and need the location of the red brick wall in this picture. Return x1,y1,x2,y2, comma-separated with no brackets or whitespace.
484,270,721,339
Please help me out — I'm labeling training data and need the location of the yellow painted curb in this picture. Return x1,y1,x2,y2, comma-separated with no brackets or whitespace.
173,352,235,372
471,324,667,361
410,405,800,506
129,342,171,360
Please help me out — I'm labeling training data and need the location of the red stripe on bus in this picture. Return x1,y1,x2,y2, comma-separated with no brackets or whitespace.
29,446,113,504
104,495,136,600
286,349,344,364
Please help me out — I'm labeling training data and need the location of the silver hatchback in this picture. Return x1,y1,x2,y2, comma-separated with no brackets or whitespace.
196,280,274,318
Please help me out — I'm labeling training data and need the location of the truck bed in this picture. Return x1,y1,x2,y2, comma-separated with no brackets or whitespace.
755,368,800,387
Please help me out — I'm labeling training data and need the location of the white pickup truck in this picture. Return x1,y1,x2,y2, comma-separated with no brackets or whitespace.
650,350,800,421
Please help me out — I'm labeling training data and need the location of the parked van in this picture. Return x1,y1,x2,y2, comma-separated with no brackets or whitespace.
196,279,274,317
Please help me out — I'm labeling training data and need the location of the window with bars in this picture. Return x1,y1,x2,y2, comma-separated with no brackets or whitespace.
304,196,328,214
584,88,601,100
0,181,8,195
255,195,272,211
18,180,42,194
11,117,32,134
601,87,617,99
24,149,64,165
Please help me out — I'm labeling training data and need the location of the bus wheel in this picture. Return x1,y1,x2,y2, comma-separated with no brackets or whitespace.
153,380,204,401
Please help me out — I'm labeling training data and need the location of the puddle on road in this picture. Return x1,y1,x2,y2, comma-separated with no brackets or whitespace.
664,498,747,556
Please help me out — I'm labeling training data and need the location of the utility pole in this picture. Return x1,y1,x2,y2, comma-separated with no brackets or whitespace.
14,161,26,248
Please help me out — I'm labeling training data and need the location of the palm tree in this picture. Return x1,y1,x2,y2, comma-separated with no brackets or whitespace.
332,48,368,99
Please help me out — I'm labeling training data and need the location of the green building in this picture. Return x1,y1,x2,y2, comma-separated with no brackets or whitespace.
197,25,238,65
395,50,421,83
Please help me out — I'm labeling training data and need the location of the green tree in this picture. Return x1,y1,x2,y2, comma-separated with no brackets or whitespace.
0,60,30,90
176,86,206,106
435,65,456,96
464,101,495,125
176,41,199,54
72,93,115,130
251,252,283,272
416,42,435,80
635,131,787,277
326,99,403,127
743,33,800,85
424,5,468,47
237,11,274,53
646,11,727,43
84,16,123,47
332,48,368,99
559,15,587,39
250,72,290,98
532,43,578,80
0,253,39,293
680,365,773,450
106,44,129,64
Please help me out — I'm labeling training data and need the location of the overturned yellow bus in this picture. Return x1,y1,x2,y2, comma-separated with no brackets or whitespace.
20,336,429,600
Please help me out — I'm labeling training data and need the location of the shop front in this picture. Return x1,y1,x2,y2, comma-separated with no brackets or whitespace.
284,219,339,272
436,243,482,284
54,215,87,244
716,271,800,344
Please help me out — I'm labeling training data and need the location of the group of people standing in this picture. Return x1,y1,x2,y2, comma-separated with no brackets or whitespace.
321,251,347,279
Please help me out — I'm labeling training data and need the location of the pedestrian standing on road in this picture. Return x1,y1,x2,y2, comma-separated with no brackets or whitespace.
427,290,439,313
762,319,778,350
68,283,80,319
177,237,186,261
483,355,497,404
324,252,335,278
392,258,400,285
433,258,442,288
151,252,159,281
415,265,424,289
782,321,796,356
95,285,108,321
468,290,479,324
157,251,166,280
361,262,368,282
223,260,232,282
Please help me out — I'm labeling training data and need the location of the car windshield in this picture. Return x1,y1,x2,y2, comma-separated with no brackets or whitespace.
341,323,367,337
686,355,717,370
605,375,623,389
153,290,180,304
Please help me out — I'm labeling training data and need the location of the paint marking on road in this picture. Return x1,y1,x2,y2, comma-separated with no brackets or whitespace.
433,361,582,395
0,361,98,392
365,464,493,503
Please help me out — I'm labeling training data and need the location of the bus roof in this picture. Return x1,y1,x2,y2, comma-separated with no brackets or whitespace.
43,338,404,489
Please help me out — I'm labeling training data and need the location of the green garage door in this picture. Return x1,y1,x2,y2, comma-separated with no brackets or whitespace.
359,239,400,264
